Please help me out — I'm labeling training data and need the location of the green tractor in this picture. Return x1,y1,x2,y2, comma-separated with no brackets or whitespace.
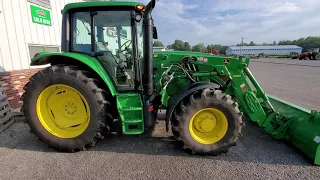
21,0,320,165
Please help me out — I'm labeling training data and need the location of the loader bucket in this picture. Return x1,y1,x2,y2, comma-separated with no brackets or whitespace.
265,94,320,165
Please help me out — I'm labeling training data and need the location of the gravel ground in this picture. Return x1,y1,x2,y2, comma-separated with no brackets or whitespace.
0,58,319,180
250,58,320,110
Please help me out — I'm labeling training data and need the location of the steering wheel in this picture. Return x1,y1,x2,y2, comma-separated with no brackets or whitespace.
118,40,132,54
117,40,133,68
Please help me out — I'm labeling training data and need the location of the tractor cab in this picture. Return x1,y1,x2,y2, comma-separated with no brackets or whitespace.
64,4,146,91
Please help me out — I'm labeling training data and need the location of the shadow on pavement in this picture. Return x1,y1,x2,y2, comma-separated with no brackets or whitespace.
0,115,314,167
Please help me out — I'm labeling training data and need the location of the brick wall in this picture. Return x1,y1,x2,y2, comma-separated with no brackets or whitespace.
0,68,43,109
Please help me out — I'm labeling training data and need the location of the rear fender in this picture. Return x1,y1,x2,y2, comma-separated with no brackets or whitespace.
31,52,117,96
165,82,220,131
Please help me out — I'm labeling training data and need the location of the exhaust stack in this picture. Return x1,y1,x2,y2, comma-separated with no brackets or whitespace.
142,0,156,96
142,0,156,128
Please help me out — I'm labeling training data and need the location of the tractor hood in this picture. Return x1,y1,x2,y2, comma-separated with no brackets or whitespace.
153,51,216,58
152,50,250,65
152,50,251,74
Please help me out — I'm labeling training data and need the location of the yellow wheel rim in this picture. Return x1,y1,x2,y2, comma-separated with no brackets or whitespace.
189,108,228,144
36,84,90,138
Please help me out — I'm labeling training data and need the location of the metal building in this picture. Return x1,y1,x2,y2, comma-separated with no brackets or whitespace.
225,45,303,56
0,0,85,109
0,0,88,72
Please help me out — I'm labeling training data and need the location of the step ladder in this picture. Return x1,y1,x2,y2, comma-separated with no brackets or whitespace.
116,93,144,134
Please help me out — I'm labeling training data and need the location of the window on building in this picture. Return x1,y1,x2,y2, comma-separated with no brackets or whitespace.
28,44,61,59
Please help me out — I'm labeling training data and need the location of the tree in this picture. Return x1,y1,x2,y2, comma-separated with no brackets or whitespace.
220,46,229,54
170,40,183,50
278,40,294,45
165,36,320,54
249,41,256,46
192,43,206,52
167,40,191,51
277,36,320,52
236,42,249,46
153,41,164,47
205,44,228,54
184,42,191,51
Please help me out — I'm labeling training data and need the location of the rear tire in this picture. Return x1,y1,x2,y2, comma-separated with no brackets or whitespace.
21,64,113,152
171,88,244,155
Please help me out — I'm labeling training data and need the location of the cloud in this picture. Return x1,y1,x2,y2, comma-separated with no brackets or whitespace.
268,2,301,14
118,0,320,47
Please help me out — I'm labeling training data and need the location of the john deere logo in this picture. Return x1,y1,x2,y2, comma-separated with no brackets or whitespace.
36,10,46,17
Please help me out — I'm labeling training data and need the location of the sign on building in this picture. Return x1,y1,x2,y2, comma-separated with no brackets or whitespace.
30,5,52,26
107,27,117,37
27,0,51,9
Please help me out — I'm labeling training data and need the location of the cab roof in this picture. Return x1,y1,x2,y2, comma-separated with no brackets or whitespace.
62,1,143,13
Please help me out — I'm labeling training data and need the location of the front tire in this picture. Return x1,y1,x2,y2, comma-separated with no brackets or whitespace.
21,65,113,152
171,88,244,155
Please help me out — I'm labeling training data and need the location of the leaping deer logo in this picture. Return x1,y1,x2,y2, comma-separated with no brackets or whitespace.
36,10,46,17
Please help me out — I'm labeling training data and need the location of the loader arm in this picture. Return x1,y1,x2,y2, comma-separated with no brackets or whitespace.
229,64,320,165
157,53,320,165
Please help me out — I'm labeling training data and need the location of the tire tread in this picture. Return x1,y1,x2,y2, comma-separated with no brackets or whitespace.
20,64,113,152
171,87,244,155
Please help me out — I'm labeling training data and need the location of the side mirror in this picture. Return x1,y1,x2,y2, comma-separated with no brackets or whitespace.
153,26,158,39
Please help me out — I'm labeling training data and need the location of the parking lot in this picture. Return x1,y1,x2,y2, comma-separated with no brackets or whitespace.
0,58,319,180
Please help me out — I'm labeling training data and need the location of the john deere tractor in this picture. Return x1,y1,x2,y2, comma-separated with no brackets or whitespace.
21,0,320,165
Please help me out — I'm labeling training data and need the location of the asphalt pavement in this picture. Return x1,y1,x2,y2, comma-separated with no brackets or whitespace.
0,58,319,180
250,58,320,110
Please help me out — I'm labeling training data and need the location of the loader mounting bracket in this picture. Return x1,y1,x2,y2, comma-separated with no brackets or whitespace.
271,114,297,140
263,112,296,140
310,110,320,124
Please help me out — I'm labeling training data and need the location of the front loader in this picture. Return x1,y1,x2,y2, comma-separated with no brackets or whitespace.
21,0,320,165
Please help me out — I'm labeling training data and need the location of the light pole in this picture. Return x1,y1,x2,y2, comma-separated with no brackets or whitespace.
240,37,244,56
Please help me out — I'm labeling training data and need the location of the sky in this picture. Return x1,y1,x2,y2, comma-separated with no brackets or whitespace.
119,0,320,46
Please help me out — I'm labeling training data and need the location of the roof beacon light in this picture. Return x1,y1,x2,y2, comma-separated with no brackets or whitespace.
136,4,145,13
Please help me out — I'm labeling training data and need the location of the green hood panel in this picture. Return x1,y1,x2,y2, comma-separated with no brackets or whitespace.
154,51,219,58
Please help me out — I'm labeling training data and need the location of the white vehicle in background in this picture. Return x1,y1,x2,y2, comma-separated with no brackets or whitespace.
153,46,174,52
153,46,167,52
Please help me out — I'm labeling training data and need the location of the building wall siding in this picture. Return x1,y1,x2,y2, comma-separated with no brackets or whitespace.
226,47,303,55
0,0,84,72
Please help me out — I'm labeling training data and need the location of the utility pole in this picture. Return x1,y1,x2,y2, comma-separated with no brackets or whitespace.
240,37,244,56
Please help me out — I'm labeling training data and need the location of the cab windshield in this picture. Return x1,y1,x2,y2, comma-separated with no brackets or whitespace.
71,11,134,56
